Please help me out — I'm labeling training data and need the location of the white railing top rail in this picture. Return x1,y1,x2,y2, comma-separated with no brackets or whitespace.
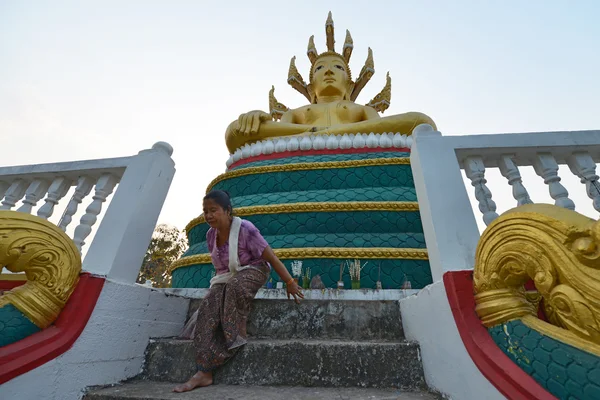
411,125,600,283
435,129,600,166
0,156,132,182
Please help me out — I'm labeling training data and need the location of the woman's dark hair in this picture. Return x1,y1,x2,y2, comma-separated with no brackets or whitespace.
203,190,233,215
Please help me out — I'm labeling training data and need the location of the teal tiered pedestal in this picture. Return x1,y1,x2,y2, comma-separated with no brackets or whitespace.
171,149,432,289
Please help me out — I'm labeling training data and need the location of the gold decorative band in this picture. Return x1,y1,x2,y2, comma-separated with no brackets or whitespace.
206,157,410,193
169,247,428,273
185,201,419,234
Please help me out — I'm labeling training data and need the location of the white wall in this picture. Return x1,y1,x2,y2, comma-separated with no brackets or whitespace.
400,281,506,400
0,280,189,400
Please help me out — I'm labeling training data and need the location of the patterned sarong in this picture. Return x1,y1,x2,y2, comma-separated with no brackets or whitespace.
192,263,269,371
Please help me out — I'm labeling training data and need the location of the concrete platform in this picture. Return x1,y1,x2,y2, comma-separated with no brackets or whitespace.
84,381,442,400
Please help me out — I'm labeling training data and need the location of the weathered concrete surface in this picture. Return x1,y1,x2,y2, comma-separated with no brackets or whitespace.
142,339,425,389
187,299,404,340
84,381,442,400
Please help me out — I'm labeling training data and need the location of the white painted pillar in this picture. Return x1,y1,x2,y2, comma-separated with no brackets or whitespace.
410,125,480,282
82,142,176,283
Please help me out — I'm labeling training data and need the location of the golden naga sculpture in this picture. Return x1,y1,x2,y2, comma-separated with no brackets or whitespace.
0,211,81,328
225,11,437,153
474,203,600,352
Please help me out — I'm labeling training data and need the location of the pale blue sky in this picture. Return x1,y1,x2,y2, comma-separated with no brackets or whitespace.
1,1,599,230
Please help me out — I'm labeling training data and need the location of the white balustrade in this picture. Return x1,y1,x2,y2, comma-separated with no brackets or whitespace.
464,156,499,225
533,153,575,210
17,179,50,213
0,181,9,199
58,176,95,231
72,173,119,251
567,152,600,212
411,126,600,282
38,176,72,219
0,179,29,210
0,142,176,284
498,155,532,206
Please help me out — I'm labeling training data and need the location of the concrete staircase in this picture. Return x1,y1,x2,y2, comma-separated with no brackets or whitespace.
84,299,440,399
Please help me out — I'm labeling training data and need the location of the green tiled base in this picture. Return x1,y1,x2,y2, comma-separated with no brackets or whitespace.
174,149,433,290
172,258,432,289
213,164,415,197
0,303,41,347
489,320,600,400
231,186,417,207
188,211,424,249
184,232,426,258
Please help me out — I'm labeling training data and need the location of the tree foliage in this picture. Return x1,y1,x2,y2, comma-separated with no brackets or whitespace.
137,224,188,288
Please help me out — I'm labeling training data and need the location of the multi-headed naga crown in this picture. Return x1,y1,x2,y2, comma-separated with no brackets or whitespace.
270,12,391,120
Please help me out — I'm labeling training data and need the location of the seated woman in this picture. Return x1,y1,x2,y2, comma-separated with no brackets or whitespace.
173,190,304,393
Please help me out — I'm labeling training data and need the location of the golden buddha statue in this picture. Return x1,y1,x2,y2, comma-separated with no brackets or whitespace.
225,12,437,154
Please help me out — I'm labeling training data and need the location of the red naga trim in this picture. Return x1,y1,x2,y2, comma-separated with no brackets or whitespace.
443,271,556,400
228,146,411,169
0,273,105,384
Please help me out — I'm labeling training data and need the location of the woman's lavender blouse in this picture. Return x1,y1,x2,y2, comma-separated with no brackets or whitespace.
207,220,270,275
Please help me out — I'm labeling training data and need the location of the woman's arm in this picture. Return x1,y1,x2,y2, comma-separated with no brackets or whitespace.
261,246,304,304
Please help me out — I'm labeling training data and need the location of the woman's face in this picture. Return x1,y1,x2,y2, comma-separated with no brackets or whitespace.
203,198,230,228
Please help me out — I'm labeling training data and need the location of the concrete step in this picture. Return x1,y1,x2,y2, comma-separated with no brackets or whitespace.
84,381,442,400
142,338,425,390
187,299,404,340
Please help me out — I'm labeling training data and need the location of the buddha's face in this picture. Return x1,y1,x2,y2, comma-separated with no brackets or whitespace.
311,54,350,100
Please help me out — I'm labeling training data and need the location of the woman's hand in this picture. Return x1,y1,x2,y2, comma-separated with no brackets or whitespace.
260,246,305,305
286,281,304,304
229,110,271,137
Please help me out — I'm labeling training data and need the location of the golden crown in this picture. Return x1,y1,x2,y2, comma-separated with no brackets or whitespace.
269,12,391,120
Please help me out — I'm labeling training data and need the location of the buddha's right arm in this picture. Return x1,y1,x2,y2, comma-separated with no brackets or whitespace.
225,111,316,153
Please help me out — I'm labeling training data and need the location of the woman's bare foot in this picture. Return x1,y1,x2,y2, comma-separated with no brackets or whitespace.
172,371,213,393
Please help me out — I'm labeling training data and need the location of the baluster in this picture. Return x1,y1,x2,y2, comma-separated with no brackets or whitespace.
567,151,600,212
533,153,575,210
72,174,119,250
498,155,533,206
464,156,499,225
37,177,72,219
58,176,95,231
0,181,10,200
0,179,29,210
17,179,50,213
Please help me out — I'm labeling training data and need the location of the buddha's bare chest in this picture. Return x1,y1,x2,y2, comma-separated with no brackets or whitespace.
300,103,363,125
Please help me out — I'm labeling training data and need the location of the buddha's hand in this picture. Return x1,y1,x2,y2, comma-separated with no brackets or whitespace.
229,110,272,137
